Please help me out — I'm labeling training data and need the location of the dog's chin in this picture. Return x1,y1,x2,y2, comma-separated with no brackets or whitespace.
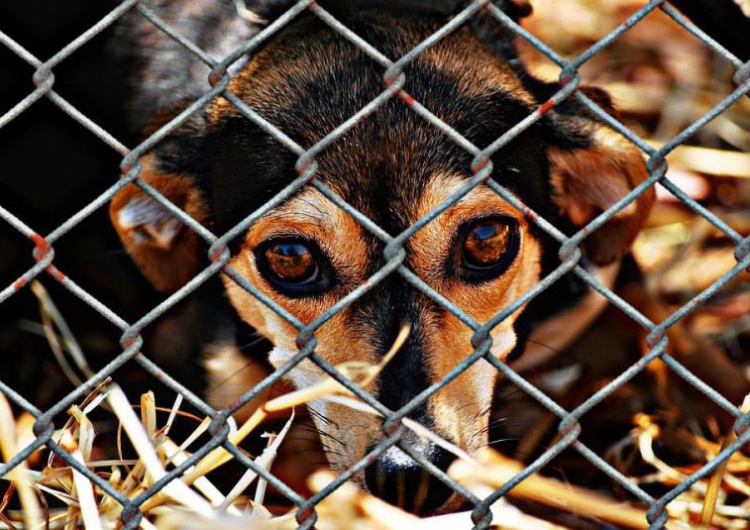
428,492,468,515
340,467,466,516
328,441,471,516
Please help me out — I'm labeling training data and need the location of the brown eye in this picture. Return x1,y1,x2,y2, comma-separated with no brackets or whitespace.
265,241,319,284
459,218,519,281
464,221,510,268
255,238,333,297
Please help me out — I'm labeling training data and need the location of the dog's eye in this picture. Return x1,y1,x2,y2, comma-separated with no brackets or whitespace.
458,218,519,281
255,238,333,297
265,241,318,283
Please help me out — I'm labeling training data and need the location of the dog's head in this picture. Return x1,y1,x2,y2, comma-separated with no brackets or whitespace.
111,1,653,514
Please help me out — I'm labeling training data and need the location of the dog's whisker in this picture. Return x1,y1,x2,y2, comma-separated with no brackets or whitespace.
109,0,658,515
524,338,564,356
236,335,271,352
483,438,519,448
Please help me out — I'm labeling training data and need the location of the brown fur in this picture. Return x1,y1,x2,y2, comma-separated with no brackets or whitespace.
111,3,654,514
549,127,655,265
110,157,209,292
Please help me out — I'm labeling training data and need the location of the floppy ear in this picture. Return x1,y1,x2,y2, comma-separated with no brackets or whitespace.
110,156,209,293
547,87,655,265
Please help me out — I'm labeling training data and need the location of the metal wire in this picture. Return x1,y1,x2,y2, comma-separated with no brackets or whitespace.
1,1,749,529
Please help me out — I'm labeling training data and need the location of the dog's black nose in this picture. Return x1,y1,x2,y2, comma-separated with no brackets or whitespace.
364,443,456,514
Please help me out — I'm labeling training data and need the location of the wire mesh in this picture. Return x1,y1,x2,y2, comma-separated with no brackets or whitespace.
1,0,749,528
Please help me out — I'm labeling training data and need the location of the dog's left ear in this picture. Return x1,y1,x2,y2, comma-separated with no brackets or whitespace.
110,155,209,293
546,86,655,265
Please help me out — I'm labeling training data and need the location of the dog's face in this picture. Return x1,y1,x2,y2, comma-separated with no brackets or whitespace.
111,5,653,514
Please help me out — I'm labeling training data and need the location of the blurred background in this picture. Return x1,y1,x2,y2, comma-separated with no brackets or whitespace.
520,0,750,409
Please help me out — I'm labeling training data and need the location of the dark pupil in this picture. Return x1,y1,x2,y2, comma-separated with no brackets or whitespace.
463,222,510,268
265,243,317,283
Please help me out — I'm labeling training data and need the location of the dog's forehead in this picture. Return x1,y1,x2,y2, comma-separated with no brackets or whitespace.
207,11,552,233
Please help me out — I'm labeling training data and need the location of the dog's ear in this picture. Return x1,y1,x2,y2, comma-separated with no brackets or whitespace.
546,86,655,266
110,156,209,293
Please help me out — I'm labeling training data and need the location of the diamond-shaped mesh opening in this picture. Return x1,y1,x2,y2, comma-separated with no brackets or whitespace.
1,104,122,228
0,42,35,116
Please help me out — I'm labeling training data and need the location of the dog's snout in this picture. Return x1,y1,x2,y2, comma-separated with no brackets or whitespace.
364,444,456,514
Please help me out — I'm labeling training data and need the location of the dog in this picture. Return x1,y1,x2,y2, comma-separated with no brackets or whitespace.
110,0,654,514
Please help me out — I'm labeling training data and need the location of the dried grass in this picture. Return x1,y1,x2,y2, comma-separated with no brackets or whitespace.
3,0,750,528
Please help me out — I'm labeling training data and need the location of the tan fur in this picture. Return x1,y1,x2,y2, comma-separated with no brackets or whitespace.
549,126,655,265
221,187,384,469
109,155,209,292
413,174,542,452
113,8,655,513
203,342,273,421
220,173,542,479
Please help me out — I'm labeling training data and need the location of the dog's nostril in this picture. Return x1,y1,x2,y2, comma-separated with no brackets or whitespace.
364,445,455,514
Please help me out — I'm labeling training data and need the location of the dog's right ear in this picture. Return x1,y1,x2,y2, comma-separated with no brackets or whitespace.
543,87,655,266
110,156,209,293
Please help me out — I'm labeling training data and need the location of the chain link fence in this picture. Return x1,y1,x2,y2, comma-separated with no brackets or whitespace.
1,0,749,528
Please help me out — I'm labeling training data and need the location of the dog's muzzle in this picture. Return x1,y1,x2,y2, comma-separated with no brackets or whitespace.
364,441,456,514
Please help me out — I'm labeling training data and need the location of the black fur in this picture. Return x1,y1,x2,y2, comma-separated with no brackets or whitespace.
111,1,650,514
